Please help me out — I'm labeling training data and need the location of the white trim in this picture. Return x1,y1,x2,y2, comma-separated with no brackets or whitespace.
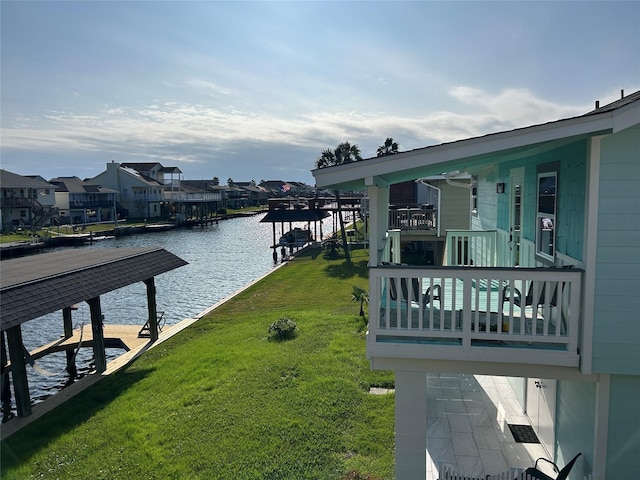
581,135,607,374
593,374,610,479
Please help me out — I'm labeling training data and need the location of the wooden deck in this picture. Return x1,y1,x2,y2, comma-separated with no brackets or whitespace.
29,324,149,361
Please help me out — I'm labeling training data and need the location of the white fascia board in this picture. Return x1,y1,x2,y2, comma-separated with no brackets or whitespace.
313,112,623,189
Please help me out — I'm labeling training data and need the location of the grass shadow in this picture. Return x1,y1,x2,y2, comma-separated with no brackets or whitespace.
1,366,153,469
324,259,368,279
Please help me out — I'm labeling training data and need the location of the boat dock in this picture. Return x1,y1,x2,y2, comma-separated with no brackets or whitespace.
27,324,150,363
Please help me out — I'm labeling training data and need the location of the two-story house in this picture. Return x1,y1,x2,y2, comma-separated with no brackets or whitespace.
49,176,118,224
0,170,56,231
312,91,640,479
90,161,170,219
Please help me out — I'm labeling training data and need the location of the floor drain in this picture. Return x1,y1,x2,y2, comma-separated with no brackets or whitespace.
508,424,540,443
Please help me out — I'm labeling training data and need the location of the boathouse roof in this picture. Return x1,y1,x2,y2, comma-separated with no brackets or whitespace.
0,247,188,331
260,209,330,223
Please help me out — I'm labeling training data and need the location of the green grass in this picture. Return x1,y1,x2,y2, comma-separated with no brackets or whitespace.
1,248,395,480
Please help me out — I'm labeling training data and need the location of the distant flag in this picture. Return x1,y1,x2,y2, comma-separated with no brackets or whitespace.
280,183,291,193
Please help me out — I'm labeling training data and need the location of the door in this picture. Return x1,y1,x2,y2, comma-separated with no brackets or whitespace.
509,168,524,267
526,377,556,457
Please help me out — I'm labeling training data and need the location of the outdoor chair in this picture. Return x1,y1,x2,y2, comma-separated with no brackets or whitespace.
518,452,581,480
501,280,558,311
390,277,440,309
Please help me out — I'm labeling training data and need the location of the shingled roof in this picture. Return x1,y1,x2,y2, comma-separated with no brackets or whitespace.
0,247,188,330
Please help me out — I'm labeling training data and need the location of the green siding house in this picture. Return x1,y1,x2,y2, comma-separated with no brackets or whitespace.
313,91,640,479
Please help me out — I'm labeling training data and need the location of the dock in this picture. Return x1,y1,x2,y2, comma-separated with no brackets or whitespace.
28,324,150,363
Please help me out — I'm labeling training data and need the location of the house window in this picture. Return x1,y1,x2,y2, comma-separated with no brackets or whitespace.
536,162,559,264
471,175,478,216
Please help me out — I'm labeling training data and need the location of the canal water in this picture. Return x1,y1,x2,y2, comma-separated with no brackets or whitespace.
16,213,331,407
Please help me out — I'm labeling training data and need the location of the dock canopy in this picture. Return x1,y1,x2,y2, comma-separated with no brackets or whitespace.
260,208,330,223
1,247,188,331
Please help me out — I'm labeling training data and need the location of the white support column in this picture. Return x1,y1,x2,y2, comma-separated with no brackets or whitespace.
395,370,427,479
592,374,610,479
366,178,389,267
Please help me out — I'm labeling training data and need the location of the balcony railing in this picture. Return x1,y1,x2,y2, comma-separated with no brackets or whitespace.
368,265,582,367
162,191,222,202
388,204,437,232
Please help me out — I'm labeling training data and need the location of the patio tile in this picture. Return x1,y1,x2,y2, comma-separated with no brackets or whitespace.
452,432,479,457
448,413,473,433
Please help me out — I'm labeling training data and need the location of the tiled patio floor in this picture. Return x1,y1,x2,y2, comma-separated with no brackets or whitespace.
426,373,554,479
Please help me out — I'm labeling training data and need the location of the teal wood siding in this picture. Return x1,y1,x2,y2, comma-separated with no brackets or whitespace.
555,380,595,479
592,125,640,374
471,178,497,231
495,139,587,261
606,374,640,478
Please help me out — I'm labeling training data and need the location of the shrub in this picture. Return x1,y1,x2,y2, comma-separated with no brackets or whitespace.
268,317,298,340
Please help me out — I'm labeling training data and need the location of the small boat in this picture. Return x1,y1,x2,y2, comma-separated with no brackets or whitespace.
278,228,312,247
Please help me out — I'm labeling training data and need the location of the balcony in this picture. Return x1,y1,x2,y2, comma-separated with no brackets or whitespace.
388,203,438,233
162,191,222,202
369,231,583,368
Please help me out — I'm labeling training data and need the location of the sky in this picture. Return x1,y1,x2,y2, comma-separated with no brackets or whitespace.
1,1,639,185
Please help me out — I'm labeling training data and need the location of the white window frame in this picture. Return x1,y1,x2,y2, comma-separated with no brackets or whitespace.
535,164,558,265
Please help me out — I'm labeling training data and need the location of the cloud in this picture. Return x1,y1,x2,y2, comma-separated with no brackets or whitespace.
184,79,231,96
1,86,591,178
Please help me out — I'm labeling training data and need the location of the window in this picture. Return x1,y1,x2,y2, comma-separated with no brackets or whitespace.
536,163,559,264
471,175,478,216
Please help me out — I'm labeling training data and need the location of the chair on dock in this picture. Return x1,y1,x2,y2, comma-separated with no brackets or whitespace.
138,311,166,338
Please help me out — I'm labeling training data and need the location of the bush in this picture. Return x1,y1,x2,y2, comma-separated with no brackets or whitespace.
268,317,298,340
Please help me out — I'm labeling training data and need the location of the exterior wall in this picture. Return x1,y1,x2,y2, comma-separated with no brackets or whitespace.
471,177,497,231
439,181,472,233
606,374,640,478
554,379,595,479
592,125,640,375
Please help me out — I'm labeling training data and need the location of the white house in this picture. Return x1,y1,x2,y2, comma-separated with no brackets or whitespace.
312,91,640,479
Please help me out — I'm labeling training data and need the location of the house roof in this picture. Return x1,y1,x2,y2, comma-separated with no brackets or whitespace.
313,90,640,190
0,247,188,331
49,176,118,194
0,170,56,190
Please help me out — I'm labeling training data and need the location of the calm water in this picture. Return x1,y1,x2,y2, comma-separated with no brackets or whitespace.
16,213,330,406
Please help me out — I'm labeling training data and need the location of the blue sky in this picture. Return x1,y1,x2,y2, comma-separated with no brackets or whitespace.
2,1,639,185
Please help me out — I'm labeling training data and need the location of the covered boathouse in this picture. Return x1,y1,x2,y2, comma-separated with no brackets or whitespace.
0,247,188,424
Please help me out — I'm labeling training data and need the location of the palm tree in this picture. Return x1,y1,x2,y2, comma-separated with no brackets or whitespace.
351,285,369,317
376,137,399,157
315,142,362,261
212,177,220,186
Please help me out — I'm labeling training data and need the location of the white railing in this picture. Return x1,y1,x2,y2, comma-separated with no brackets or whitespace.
437,463,594,480
445,230,497,266
369,265,582,366
163,191,222,202
382,230,402,264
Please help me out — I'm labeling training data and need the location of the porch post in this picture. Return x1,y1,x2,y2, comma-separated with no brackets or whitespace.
592,374,610,479
365,177,389,267
395,370,427,479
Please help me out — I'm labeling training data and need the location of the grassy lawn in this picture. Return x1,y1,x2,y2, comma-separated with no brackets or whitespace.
1,247,395,479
